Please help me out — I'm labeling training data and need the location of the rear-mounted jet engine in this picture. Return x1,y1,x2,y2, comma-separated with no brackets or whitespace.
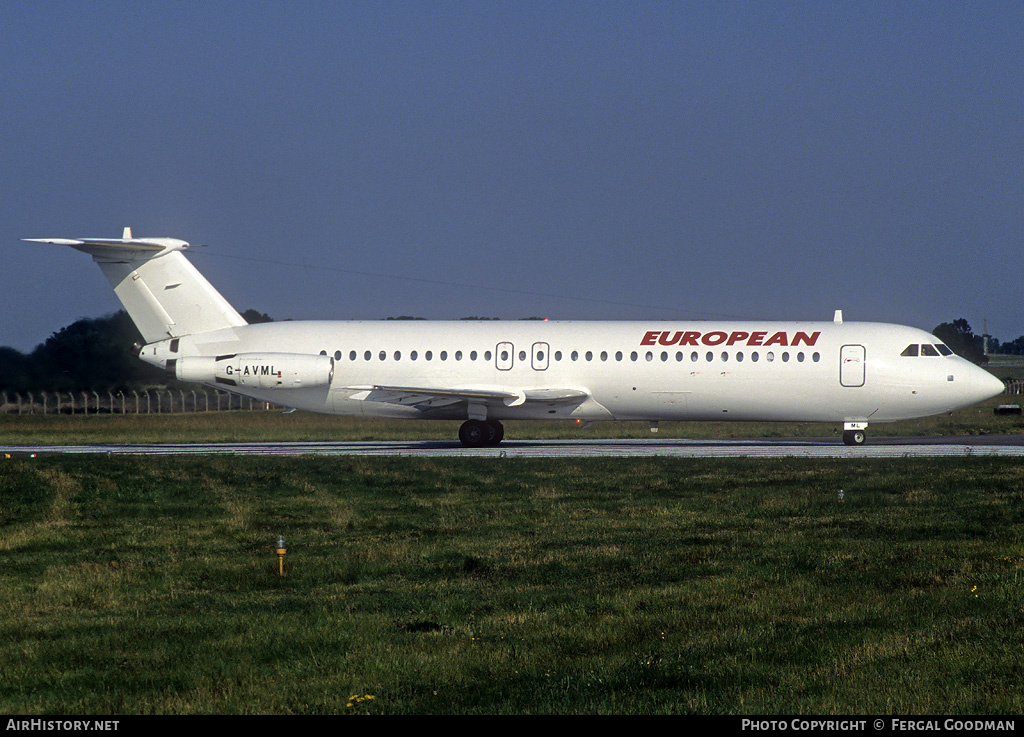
169,353,334,389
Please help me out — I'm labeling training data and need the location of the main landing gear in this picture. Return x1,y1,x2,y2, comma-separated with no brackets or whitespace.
459,419,505,447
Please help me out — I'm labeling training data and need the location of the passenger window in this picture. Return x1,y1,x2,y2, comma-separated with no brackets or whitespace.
455,350,463,361
901,345,919,356
616,351,623,361
350,350,357,361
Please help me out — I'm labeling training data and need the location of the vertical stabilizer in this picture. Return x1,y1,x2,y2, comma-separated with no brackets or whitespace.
23,231,247,342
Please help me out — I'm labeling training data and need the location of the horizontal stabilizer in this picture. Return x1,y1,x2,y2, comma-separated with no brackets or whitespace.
23,236,188,263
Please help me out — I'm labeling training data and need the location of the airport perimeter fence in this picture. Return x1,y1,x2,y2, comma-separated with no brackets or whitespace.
0,390,286,415
3,380,1022,415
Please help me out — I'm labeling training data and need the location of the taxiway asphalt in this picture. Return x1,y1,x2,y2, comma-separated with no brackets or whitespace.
3,435,1024,458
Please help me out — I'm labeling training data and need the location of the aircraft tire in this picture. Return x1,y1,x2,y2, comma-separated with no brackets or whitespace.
843,430,866,446
487,420,504,445
459,420,485,447
459,419,505,447
458,420,487,447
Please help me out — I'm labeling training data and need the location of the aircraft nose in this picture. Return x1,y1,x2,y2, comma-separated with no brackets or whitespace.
968,366,1006,404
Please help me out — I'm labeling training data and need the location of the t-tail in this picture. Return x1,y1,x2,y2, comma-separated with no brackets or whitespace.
23,227,247,342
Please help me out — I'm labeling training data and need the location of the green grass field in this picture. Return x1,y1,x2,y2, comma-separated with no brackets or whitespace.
0,394,1021,446
2,451,1023,714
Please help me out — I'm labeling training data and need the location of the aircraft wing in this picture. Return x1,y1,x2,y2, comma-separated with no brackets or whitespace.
345,384,589,410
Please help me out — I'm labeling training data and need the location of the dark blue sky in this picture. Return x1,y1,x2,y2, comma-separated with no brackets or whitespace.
3,1,1022,351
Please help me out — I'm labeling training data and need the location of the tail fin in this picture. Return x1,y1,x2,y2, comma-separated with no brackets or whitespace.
24,229,247,343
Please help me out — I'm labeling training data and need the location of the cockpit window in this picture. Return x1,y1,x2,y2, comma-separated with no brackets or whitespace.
903,343,953,357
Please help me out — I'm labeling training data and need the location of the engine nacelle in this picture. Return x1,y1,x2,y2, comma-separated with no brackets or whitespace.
171,353,334,389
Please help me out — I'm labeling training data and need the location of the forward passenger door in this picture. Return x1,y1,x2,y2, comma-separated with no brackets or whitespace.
840,345,866,387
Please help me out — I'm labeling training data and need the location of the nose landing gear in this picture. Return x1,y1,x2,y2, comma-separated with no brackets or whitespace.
843,429,866,446
843,422,867,446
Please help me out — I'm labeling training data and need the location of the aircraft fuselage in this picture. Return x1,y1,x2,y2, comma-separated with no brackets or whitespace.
140,318,1003,428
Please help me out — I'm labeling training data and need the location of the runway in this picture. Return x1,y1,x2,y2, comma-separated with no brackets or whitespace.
4,435,1024,458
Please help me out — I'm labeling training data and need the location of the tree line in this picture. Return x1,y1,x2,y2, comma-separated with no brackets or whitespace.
0,310,271,394
931,319,1024,364
0,313,1016,393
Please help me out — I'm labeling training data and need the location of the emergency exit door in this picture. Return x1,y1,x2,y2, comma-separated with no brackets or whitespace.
532,342,549,370
496,342,514,371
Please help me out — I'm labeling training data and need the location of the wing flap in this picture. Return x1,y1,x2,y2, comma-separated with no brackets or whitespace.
345,384,589,410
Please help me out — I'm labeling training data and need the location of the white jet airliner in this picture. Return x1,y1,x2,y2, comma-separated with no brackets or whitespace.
24,230,1005,447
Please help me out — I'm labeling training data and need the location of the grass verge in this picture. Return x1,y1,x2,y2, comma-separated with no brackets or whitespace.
2,455,1022,714
0,395,1021,446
